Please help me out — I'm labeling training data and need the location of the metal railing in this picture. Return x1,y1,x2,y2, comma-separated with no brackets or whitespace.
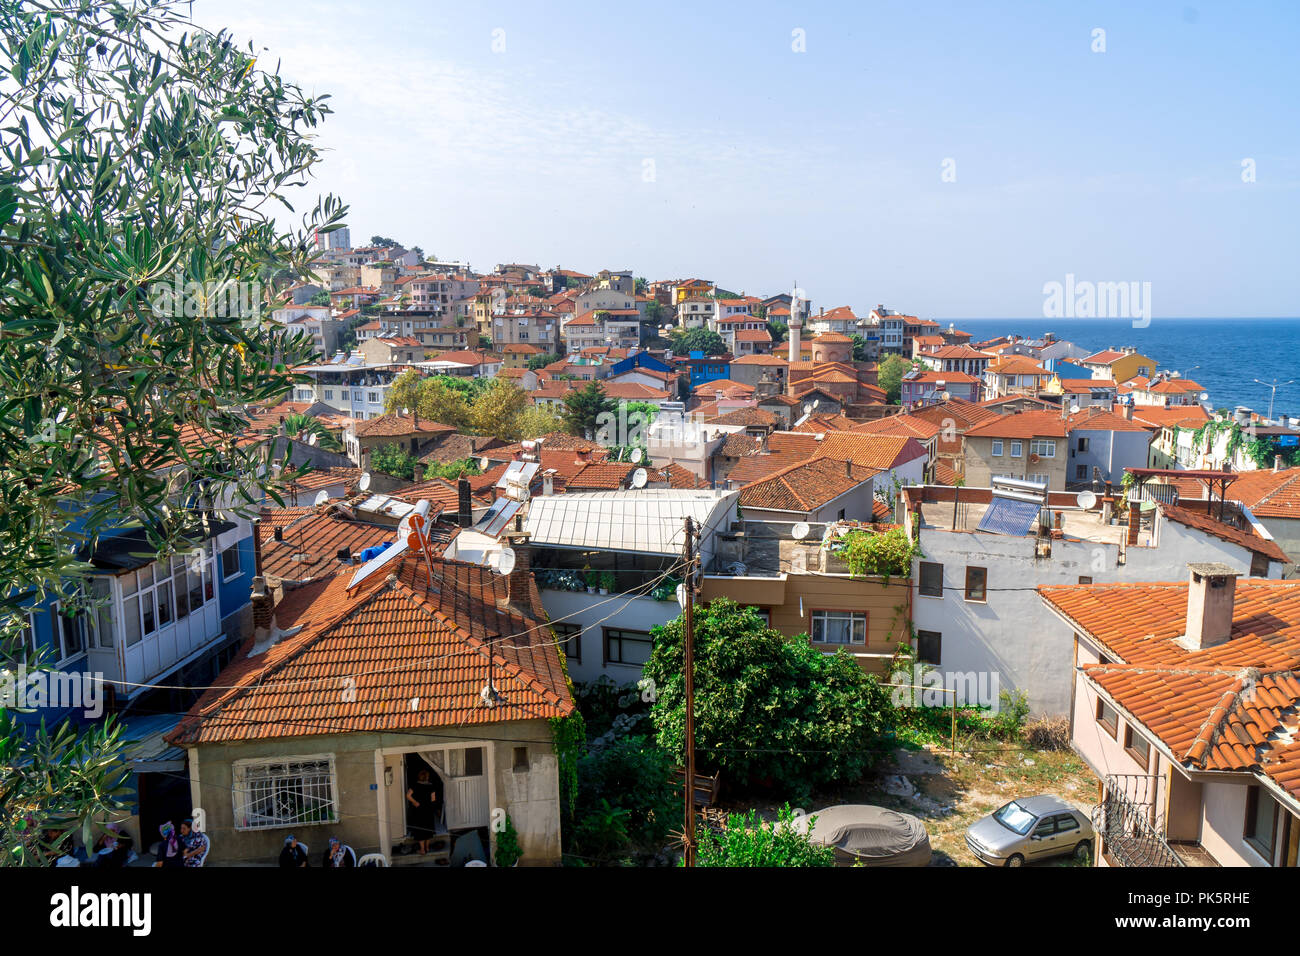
1092,774,1184,867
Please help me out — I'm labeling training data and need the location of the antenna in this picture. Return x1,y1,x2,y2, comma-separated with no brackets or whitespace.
494,547,517,577
791,521,811,541
313,490,330,506
1077,490,1098,510
359,472,372,491
631,468,648,488
479,456,490,471
630,447,644,464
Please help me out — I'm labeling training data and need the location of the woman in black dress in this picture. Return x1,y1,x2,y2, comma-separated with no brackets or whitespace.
406,768,438,854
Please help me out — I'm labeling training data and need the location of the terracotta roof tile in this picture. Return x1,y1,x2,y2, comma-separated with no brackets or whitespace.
739,457,878,513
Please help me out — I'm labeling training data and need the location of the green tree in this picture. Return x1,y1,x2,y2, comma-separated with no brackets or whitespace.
0,0,344,864
877,354,917,404
768,321,788,343
562,381,615,438
644,599,894,795
467,378,529,440
370,443,417,479
369,236,399,248
851,334,868,362
308,290,332,306
515,405,565,438
526,352,563,371
670,327,725,356
694,806,835,867
384,367,425,416
424,458,481,480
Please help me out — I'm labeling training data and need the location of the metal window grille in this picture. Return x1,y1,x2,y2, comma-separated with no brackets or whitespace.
234,757,337,830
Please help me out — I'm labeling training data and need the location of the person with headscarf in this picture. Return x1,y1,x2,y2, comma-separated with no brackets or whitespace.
279,834,309,868
92,824,133,868
321,836,354,868
179,819,210,867
154,822,184,868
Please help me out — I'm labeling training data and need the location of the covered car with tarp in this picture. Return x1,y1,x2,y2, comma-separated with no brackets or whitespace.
792,805,932,867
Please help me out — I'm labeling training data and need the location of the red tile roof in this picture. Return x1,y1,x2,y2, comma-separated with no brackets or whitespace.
965,410,1069,439
167,557,574,745
1158,503,1288,563
1227,468,1300,520
709,407,777,427
739,457,878,513
353,414,457,439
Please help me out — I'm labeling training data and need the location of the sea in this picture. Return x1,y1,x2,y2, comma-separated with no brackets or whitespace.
937,317,1300,421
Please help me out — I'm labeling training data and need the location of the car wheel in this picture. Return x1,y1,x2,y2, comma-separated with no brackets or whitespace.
1073,841,1092,862
1005,853,1024,868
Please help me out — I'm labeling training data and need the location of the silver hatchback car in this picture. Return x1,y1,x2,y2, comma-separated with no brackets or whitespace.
965,795,1094,867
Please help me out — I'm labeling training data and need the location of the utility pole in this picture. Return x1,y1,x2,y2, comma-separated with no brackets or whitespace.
682,515,698,868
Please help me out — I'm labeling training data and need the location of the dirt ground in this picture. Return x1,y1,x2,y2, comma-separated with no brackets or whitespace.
726,743,1100,867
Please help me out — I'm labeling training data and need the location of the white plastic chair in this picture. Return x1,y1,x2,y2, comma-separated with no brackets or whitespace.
357,852,389,867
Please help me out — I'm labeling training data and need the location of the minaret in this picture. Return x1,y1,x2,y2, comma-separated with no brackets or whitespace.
788,281,803,364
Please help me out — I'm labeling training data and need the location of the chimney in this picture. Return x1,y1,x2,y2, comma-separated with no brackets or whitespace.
502,526,534,614
412,461,425,483
457,478,473,528
1275,455,1284,472
1180,563,1241,651
1122,403,1133,421
1127,499,1141,545
251,576,274,638
845,460,853,478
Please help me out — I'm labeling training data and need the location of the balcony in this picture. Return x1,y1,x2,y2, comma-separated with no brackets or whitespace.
1092,774,1187,867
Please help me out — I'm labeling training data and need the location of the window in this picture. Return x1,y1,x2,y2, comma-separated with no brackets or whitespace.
1030,439,1056,458
1124,726,1151,768
916,630,941,665
553,622,582,663
1009,441,1023,458
1076,465,1087,479
919,562,943,598
456,746,484,777
233,756,338,830
810,610,867,645
1244,786,1279,861
1096,697,1119,738
512,747,529,773
604,627,653,666
367,392,380,404
324,389,334,401
1054,813,1080,835
49,601,86,663
221,543,241,581
964,566,987,602
1077,437,1090,452
991,440,1004,457
1078,576,1093,584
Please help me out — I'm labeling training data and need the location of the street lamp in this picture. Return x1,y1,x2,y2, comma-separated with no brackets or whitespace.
1254,379,1295,422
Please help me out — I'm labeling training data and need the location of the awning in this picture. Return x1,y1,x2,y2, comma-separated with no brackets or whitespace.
119,713,187,773
80,515,237,573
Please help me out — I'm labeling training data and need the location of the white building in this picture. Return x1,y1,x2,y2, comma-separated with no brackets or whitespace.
904,485,1286,716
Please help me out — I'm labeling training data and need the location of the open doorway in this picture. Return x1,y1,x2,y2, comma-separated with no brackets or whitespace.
403,752,447,844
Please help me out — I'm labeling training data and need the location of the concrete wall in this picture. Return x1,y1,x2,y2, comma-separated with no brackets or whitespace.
539,588,679,684
912,513,1267,715
1068,429,1151,485
190,720,562,865
964,435,1068,490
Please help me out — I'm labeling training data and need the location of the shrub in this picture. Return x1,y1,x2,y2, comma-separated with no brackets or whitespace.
494,815,522,867
694,806,835,867
982,690,1031,740
573,734,680,859
1024,715,1071,751
645,599,895,796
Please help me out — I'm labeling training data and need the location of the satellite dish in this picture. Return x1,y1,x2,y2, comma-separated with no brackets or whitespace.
1077,490,1098,510
1070,404,1080,415
676,583,687,609
939,391,952,401
308,433,318,446
1200,391,1209,402
479,456,490,471
791,521,811,541
494,547,517,577
313,490,330,506
812,399,820,409
631,468,648,488
630,447,644,464
359,472,372,491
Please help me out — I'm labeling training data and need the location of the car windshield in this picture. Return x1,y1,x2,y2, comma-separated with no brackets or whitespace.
993,801,1037,835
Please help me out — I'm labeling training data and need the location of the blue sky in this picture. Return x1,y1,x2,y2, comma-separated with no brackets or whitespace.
195,0,1298,318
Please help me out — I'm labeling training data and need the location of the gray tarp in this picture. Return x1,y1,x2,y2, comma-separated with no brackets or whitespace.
795,805,932,867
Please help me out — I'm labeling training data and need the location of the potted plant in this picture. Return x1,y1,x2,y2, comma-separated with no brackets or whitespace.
598,570,615,595
584,568,599,594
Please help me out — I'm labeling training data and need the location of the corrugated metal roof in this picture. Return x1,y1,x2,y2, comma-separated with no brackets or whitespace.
523,490,738,555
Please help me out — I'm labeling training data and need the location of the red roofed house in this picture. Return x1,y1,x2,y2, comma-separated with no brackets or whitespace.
167,546,575,865
900,369,981,409
963,410,1071,489
1041,571,1300,867
982,355,1052,400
